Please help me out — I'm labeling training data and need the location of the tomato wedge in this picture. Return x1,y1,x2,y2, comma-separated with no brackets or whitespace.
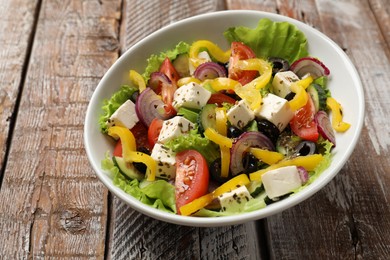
175,150,209,214
113,122,151,156
207,92,237,106
290,93,319,142
148,118,163,149
160,57,179,117
131,121,151,151
228,42,258,85
113,139,123,157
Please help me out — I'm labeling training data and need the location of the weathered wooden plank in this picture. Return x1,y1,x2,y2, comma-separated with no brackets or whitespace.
0,0,39,176
0,0,122,258
227,0,390,259
107,0,263,259
368,0,390,49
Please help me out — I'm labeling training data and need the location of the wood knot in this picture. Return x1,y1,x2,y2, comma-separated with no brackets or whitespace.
59,209,87,234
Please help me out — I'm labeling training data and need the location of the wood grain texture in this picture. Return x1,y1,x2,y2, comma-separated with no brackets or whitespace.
228,0,390,259
0,0,122,258
0,0,39,177
107,1,263,259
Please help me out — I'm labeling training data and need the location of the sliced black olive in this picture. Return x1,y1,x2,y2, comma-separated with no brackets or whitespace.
242,153,260,174
227,126,243,138
133,146,150,173
209,158,230,184
284,91,296,101
268,57,290,76
257,119,280,144
131,91,140,103
295,141,317,156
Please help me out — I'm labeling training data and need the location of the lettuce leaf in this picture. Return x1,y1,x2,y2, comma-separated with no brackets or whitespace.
164,129,220,164
98,85,138,133
224,18,309,64
101,153,176,213
142,41,190,82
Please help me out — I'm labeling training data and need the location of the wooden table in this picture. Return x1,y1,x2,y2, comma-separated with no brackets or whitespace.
1,0,389,258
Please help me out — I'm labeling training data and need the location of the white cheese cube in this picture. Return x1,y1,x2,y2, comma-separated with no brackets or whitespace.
172,82,211,110
255,93,294,132
107,100,139,129
151,143,176,179
189,51,212,75
272,71,300,98
157,116,195,144
226,100,255,129
261,166,302,199
218,185,252,213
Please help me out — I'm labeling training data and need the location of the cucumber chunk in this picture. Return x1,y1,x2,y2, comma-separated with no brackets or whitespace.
198,104,217,133
307,83,327,112
113,156,144,180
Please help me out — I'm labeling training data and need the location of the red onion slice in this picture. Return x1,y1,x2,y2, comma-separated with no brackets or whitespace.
315,110,336,146
230,132,275,176
135,88,170,126
148,72,172,91
297,166,309,184
194,62,227,81
290,57,330,79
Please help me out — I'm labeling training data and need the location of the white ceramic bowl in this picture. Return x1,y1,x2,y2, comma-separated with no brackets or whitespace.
84,10,364,227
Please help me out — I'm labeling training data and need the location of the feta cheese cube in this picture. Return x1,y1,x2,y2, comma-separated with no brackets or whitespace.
272,71,300,98
189,51,212,75
255,93,294,132
157,116,195,144
172,82,211,110
107,100,139,129
218,185,252,213
261,166,302,199
226,100,255,129
151,143,176,179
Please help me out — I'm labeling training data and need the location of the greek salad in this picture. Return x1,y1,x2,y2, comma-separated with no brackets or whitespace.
99,18,350,217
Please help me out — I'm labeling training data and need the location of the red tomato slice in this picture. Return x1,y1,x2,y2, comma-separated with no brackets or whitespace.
113,139,122,157
228,42,258,85
160,57,180,83
207,93,237,106
290,94,319,142
175,150,209,214
160,57,178,117
148,118,164,149
131,121,151,151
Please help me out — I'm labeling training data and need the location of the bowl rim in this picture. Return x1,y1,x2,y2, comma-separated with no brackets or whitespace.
84,10,365,227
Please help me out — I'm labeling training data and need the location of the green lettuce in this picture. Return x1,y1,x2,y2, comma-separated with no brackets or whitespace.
224,18,309,64
98,85,138,133
143,41,190,82
164,129,220,164
101,153,176,213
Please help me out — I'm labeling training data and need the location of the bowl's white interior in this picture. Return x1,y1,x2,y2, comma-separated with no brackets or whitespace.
84,10,364,227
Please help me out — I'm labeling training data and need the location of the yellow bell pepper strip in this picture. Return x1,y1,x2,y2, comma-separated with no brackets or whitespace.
177,77,201,87
204,127,233,148
124,151,156,181
179,174,250,216
250,154,323,181
129,70,146,92
189,40,231,68
215,107,227,136
326,97,351,132
205,77,241,92
108,126,136,153
108,126,156,181
220,146,231,178
235,58,272,90
234,84,262,111
249,148,284,165
288,75,313,111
